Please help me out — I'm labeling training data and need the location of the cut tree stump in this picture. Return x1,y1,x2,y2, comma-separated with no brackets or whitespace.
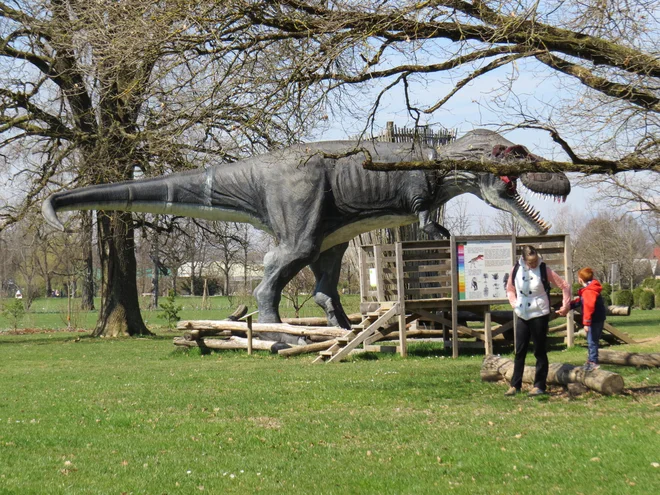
598,350,660,367
481,355,624,395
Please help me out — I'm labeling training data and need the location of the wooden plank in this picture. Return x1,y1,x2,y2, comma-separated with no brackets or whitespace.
359,247,369,304
403,287,453,296
401,240,451,250
395,242,408,358
564,234,575,347
484,308,493,355
402,251,452,261
327,305,400,363
532,247,566,255
403,275,451,284
517,234,568,244
407,262,450,271
374,245,385,302
603,321,636,344
450,236,459,359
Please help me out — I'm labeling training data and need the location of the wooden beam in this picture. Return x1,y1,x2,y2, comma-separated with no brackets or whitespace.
395,242,407,358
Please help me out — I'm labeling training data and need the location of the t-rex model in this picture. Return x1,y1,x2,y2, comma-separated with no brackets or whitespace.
42,129,570,341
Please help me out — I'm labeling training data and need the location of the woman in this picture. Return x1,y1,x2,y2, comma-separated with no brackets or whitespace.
504,245,571,397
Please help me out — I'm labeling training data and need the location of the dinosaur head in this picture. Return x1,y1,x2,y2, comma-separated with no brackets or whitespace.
478,170,570,234
436,130,571,235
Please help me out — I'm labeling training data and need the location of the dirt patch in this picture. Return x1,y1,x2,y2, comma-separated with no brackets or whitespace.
249,416,282,429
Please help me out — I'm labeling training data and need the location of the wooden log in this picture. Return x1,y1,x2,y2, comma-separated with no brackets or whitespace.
173,336,284,351
184,329,231,341
607,305,631,316
480,355,624,395
177,320,349,338
278,340,336,357
598,350,660,367
281,313,363,326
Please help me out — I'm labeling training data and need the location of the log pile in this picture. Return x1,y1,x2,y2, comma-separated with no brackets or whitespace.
178,320,349,342
481,355,624,395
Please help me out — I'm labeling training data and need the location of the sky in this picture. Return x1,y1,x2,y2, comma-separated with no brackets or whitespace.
317,58,600,235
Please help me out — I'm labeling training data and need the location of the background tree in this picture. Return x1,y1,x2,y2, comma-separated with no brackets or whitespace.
0,1,321,336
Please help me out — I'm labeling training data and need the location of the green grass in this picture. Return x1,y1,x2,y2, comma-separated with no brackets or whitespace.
0,300,659,493
0,295,364,331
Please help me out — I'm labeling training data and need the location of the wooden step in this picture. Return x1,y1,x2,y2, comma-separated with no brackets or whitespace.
319,350,335,357
337,336,351,344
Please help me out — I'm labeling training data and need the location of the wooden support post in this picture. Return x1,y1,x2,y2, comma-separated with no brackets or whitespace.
564,234,575,347
358,246,368,306
484,306,493,356
239,310,259,356
395,242,407,358
450,236,459,358
247,314,253,355
374,244,385,302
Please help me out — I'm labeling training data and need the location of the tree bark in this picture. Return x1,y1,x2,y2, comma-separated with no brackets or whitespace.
598,350,660,368
80,211,95,311
480,355,624,395
93,211,150,337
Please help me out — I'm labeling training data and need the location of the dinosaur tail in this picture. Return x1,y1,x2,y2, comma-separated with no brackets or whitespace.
42,168,213,231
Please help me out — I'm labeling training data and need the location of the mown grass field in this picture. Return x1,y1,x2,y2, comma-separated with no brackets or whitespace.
0,296,659,494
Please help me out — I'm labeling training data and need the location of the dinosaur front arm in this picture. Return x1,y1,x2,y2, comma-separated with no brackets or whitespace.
418,210,451,239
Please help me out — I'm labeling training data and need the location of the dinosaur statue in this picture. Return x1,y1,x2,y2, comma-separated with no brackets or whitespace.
42,129,570,342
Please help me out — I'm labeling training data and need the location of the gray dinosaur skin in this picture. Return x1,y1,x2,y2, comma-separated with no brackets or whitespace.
42,130,570,341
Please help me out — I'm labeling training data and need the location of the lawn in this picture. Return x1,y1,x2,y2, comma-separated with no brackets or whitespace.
0,298,659,494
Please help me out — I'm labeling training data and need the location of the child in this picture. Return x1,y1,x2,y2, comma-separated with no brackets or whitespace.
571,268,606,371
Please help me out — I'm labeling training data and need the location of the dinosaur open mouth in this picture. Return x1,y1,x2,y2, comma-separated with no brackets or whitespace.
501,175,569,234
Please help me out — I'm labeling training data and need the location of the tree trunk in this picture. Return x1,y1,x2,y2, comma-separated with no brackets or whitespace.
93,211,150,337
598,350,660,367
80,211,95,310
480,355,624,395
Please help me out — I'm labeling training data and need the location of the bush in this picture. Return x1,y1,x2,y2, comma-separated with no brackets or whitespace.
601,282,613,298
614,290,633,307
641,277,656,289
158,290,182,329
571,283,582,296
655,286,660,309
639,290,655,310
602,294,612,306
2,299,26,331
633,286,645,307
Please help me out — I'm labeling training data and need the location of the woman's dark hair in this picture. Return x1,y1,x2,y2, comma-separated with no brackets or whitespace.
521,245,538,260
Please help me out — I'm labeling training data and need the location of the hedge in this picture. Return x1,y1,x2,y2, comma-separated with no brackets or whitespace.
639,290,655,310
614,290,633,307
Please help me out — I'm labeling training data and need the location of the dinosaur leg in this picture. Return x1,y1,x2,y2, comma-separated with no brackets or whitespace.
253,240,321,345
310,242,352,329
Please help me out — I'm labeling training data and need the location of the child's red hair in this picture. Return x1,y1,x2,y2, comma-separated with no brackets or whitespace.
578,267,594,282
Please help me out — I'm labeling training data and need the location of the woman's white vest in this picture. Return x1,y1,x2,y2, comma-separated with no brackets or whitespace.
513,256,551,320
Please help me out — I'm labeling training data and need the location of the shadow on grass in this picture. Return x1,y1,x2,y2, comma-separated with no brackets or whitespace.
623,385,660,396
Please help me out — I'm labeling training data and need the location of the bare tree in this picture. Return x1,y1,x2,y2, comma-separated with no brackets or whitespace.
573,212,651,287
0,1,321,336
221,1,658,173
